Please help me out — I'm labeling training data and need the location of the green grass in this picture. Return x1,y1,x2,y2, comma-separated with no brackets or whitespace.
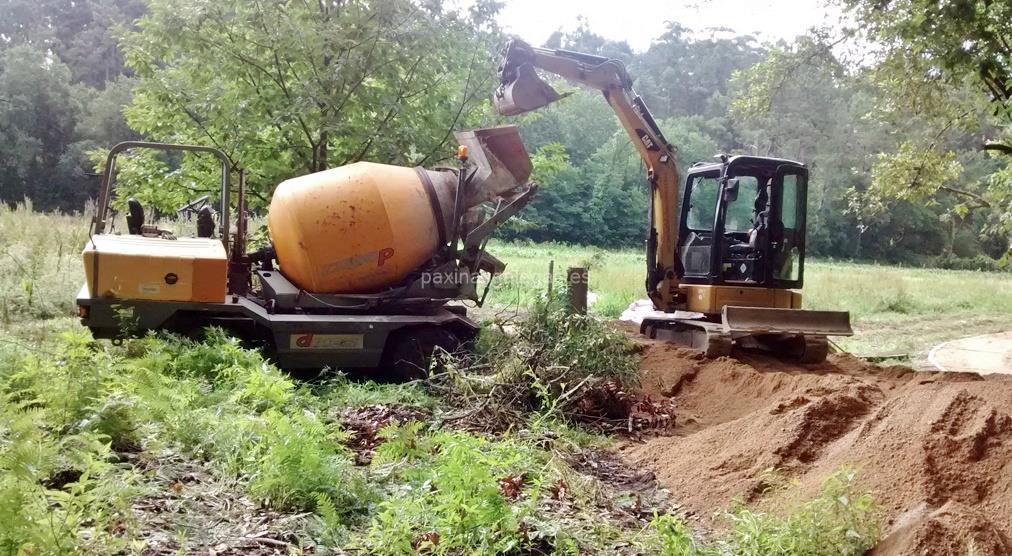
484,241,1012,358
484,241,646,317
0,200,90,323
0,321,672,554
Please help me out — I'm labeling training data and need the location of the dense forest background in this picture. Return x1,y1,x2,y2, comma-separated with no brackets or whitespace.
0,0,1009,268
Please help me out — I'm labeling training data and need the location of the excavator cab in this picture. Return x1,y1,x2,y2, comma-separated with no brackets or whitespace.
680,156,808,289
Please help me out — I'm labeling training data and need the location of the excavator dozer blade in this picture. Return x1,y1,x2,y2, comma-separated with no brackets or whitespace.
494,63,565,116
722,306,854,337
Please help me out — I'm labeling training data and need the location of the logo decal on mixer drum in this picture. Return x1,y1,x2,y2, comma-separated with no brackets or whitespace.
377,247,395,267
320,246,396,275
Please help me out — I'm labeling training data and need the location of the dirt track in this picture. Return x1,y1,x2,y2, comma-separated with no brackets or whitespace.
619,332,1012,554
930,331,1012,375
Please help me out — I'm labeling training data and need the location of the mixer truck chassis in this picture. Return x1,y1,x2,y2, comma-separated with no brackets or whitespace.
77,284,477,374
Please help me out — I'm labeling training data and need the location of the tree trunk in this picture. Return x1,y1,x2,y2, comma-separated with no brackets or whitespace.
318,130,328,171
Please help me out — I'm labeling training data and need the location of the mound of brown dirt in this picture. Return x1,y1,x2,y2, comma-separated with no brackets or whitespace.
870,501,1011,555
620,335,1012,554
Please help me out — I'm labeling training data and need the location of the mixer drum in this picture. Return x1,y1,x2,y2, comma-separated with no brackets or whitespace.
268,126,532,294
268,162,452,293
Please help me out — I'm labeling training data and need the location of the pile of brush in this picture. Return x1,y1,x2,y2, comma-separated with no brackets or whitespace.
423,304,673,434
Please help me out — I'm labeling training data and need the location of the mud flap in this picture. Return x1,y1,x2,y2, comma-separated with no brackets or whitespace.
721,306,853,337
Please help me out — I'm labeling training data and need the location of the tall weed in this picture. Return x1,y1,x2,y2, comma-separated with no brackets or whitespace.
0,338,139,554
360,424,546,555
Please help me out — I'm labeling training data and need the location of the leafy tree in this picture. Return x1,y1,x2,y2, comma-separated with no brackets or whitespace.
543,18,635,64
0,46,92,210
119,0,503,209
839,0,1012,259
729,27,1010,263
77,77,142,147
517,90,619,165
731,37,872,258
635,23,764,122
0,0,146,87
844,0,1011,130
498,143,595,244
0,0,143,210
584,133,648,246
509,111,719,246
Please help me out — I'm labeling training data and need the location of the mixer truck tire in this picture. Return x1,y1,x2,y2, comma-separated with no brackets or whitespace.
380,326,462,381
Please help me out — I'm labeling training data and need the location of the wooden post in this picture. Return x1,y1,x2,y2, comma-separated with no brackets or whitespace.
567,267,588,315
546,260,555,302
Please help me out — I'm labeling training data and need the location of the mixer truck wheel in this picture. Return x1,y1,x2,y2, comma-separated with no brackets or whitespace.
380,326,461,382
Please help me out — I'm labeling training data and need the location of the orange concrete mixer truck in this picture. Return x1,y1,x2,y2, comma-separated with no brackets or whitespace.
77,127,535,378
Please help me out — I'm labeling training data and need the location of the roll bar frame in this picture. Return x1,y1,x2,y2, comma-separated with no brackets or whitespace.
93,141,233,253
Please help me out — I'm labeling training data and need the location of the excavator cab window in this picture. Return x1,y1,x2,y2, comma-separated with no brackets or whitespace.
686,175,719,231
723,177,760,234
681,173,720,277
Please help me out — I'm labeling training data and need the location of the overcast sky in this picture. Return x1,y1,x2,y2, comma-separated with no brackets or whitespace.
496,0,844,51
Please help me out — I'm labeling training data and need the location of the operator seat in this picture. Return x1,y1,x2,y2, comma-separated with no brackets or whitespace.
728,212,767,254
728,188,770,255
127,198,145,234
196,206,215,238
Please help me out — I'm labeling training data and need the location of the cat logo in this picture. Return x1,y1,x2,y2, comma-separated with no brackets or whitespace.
636,129,658,151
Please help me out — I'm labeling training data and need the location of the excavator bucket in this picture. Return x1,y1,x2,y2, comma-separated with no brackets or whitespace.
494,39,566,116
722,306,854,337
494,64,565,116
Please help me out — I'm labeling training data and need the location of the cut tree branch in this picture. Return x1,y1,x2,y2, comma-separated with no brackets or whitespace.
983,142,1012,155
938,185,990,208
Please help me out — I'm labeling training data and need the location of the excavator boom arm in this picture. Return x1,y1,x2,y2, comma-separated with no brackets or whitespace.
495,40,683,310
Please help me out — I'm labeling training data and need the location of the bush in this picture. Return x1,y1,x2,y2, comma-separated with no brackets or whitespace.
127,331,376,518
0,336,139,554
513,303,640,385
432,303,641,429
933,252,1007,272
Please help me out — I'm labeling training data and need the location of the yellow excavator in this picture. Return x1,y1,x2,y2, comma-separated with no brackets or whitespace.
494,39,852,362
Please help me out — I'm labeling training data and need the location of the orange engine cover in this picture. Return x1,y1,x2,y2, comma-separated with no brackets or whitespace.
268,162,444,293
82,235,227,302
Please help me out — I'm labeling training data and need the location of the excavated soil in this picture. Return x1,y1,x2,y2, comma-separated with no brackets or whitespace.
619,330,1012,555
